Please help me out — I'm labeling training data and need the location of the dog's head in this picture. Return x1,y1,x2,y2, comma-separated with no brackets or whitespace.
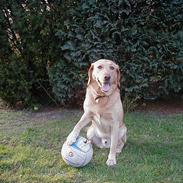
87,59,121,94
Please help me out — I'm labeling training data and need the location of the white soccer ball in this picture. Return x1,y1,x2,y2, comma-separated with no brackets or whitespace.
61,136,93,167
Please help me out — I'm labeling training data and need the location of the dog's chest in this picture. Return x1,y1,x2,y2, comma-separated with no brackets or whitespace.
93,112,113,128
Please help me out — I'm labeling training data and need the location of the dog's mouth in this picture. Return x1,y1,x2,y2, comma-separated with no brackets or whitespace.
97,79,111,93
101,82,110,92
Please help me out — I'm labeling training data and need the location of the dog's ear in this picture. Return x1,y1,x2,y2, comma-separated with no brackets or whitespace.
116,66,121,89
87,64,94,86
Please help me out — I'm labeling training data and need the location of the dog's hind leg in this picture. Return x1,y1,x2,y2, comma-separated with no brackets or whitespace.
87,125,104,148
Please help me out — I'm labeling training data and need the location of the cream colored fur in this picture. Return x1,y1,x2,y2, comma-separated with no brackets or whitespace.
66,59,127,166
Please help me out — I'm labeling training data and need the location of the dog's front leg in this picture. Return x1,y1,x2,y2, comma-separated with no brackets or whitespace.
66,112,92,145
106,124,118,166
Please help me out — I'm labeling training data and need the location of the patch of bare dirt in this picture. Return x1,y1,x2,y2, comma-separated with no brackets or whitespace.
0,107,81,126
136,98,183,115
27,108,81,123
23,98,183,118
0,98,182,127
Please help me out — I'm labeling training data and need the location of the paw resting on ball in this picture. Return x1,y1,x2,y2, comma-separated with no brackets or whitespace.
61,136,93,167
66,131,79,145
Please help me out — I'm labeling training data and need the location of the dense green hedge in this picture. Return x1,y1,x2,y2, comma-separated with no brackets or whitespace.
0,0,66,105
0,0,183,106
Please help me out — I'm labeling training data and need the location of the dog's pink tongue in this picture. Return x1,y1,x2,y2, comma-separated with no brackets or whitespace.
102,83,110,92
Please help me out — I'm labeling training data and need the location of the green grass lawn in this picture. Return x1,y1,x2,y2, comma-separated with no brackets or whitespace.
0,110,183,183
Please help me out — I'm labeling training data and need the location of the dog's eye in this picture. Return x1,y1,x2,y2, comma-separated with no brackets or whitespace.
97,65,103,69
110,66,115,70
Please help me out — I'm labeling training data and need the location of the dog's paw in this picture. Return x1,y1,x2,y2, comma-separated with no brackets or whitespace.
106,157,116,167
66,132,78,145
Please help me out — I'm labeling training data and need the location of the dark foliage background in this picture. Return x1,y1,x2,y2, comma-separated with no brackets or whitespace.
0,0,183,106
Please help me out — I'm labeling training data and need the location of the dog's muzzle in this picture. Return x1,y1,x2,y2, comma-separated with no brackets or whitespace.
97,78,111,93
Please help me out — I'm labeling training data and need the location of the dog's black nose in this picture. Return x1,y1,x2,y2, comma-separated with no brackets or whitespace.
104,76,111,81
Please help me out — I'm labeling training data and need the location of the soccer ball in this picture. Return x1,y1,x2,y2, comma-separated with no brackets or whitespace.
61,136,93,167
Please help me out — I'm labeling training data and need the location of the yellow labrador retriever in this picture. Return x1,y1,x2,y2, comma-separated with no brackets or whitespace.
66,59,127,166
